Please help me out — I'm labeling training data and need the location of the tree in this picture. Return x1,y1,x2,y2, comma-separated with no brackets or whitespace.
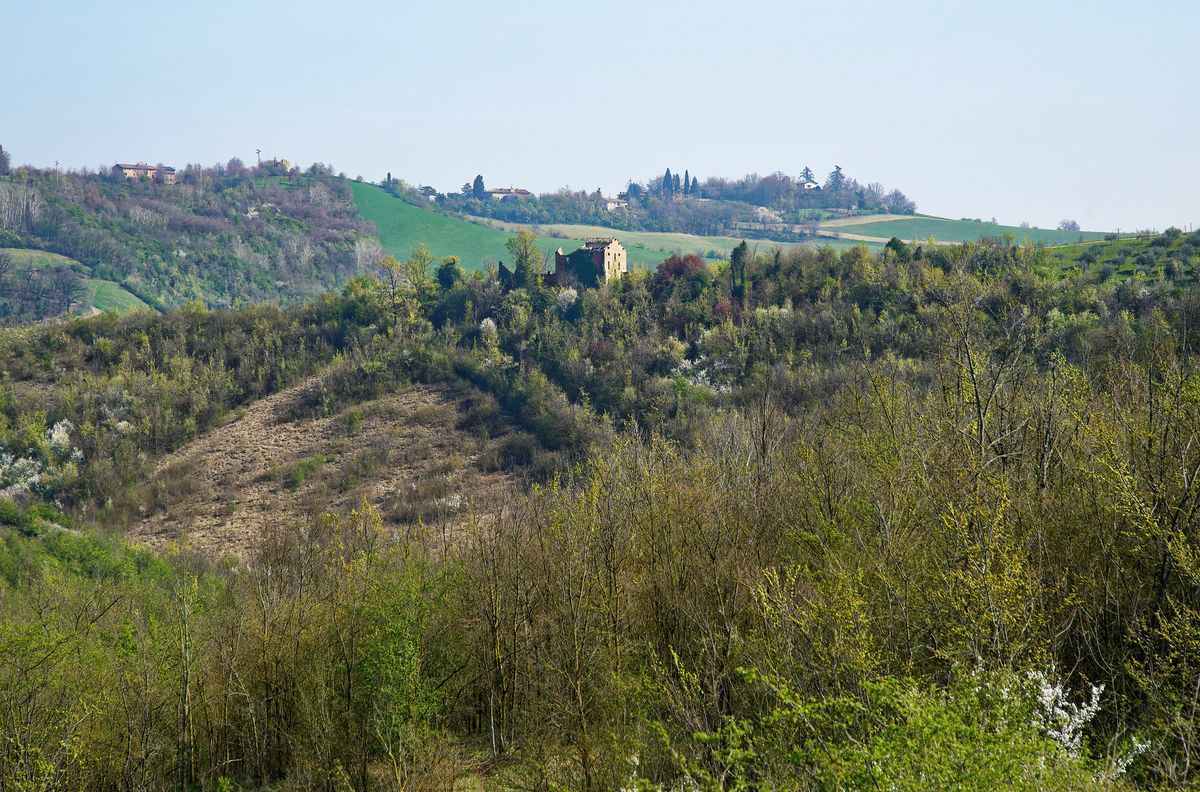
801,166,815,183
505,229,543,289
376,255,407,329
437,256,462,290
690,176,700,196
662,168,673,198
825,165,846,192
473,175,486,200
730,240,749,301
673,173,682,195
683,170,691,196
1057,219,1080,232
0,145,9,176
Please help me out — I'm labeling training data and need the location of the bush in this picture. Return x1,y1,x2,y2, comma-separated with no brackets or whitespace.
0,498,26,528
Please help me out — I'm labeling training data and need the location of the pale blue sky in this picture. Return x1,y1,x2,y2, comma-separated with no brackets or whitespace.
3,0,1196,231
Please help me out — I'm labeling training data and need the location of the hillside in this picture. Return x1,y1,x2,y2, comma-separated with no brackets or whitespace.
6,233,1200,788
0,167,369,313
1047,226,1198,278
352,181,874,271
2,247,149,315
134,373,519,558
816,213,1108,245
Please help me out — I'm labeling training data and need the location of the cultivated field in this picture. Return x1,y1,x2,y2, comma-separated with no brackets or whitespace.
817,215,1108,245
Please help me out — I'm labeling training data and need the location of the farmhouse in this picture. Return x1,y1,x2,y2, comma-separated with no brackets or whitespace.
112,163,177,184
544,238,627,288
601,196,628,211
484,187,533,201
800,179,820,190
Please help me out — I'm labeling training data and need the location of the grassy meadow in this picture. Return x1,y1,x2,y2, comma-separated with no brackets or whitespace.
822,215,1108,245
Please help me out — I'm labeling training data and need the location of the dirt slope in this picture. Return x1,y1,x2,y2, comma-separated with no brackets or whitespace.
131,377,519,559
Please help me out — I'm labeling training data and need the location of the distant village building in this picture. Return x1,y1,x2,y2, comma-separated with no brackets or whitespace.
800,179,820,190
601,196,628,211
544,238,627,288
112,163,177,184
484,187,533,201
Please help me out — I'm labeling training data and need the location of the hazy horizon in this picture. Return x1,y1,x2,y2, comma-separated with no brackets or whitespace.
5,0,1196,232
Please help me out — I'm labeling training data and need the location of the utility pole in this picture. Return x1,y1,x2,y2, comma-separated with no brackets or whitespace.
256,148,261,166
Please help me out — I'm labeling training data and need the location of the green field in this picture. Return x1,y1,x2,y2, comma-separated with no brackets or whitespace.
2,248,150,314
85,278,150,313
2,248,83,270
350,182,872,272
822,215,1108,245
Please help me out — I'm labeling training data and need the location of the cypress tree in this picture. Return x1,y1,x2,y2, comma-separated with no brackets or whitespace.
662,168,673,197
683,169,690,195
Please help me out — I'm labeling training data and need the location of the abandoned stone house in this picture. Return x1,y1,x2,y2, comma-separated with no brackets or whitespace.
112,163,177,184
543,238,627,288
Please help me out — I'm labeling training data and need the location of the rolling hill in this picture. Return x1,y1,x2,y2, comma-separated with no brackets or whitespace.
350,182,870,271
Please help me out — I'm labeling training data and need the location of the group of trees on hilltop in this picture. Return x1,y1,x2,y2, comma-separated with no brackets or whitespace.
698,165,916,214
396,164,917,240
648,167,701,198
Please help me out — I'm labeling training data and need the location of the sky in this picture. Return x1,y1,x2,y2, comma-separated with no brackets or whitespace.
2,0,1196,231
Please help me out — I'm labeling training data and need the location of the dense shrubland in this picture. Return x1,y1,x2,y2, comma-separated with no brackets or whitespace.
5,233,1200,787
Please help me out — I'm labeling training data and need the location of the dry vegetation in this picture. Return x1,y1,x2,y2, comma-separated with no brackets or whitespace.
134,376,520,558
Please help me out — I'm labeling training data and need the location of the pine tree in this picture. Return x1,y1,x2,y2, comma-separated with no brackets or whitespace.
801,166,815,183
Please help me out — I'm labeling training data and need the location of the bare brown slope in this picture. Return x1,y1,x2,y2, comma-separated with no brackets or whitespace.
131,377,519,558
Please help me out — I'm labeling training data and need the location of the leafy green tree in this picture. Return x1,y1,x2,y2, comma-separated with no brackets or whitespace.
505,229,543,289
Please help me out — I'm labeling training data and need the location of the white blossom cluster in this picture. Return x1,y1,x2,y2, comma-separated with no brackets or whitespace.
46,419,74,452
479,317,497,337
555,288,578,313
671,355,732,394
0,453,44,501
1027,668,1103,757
